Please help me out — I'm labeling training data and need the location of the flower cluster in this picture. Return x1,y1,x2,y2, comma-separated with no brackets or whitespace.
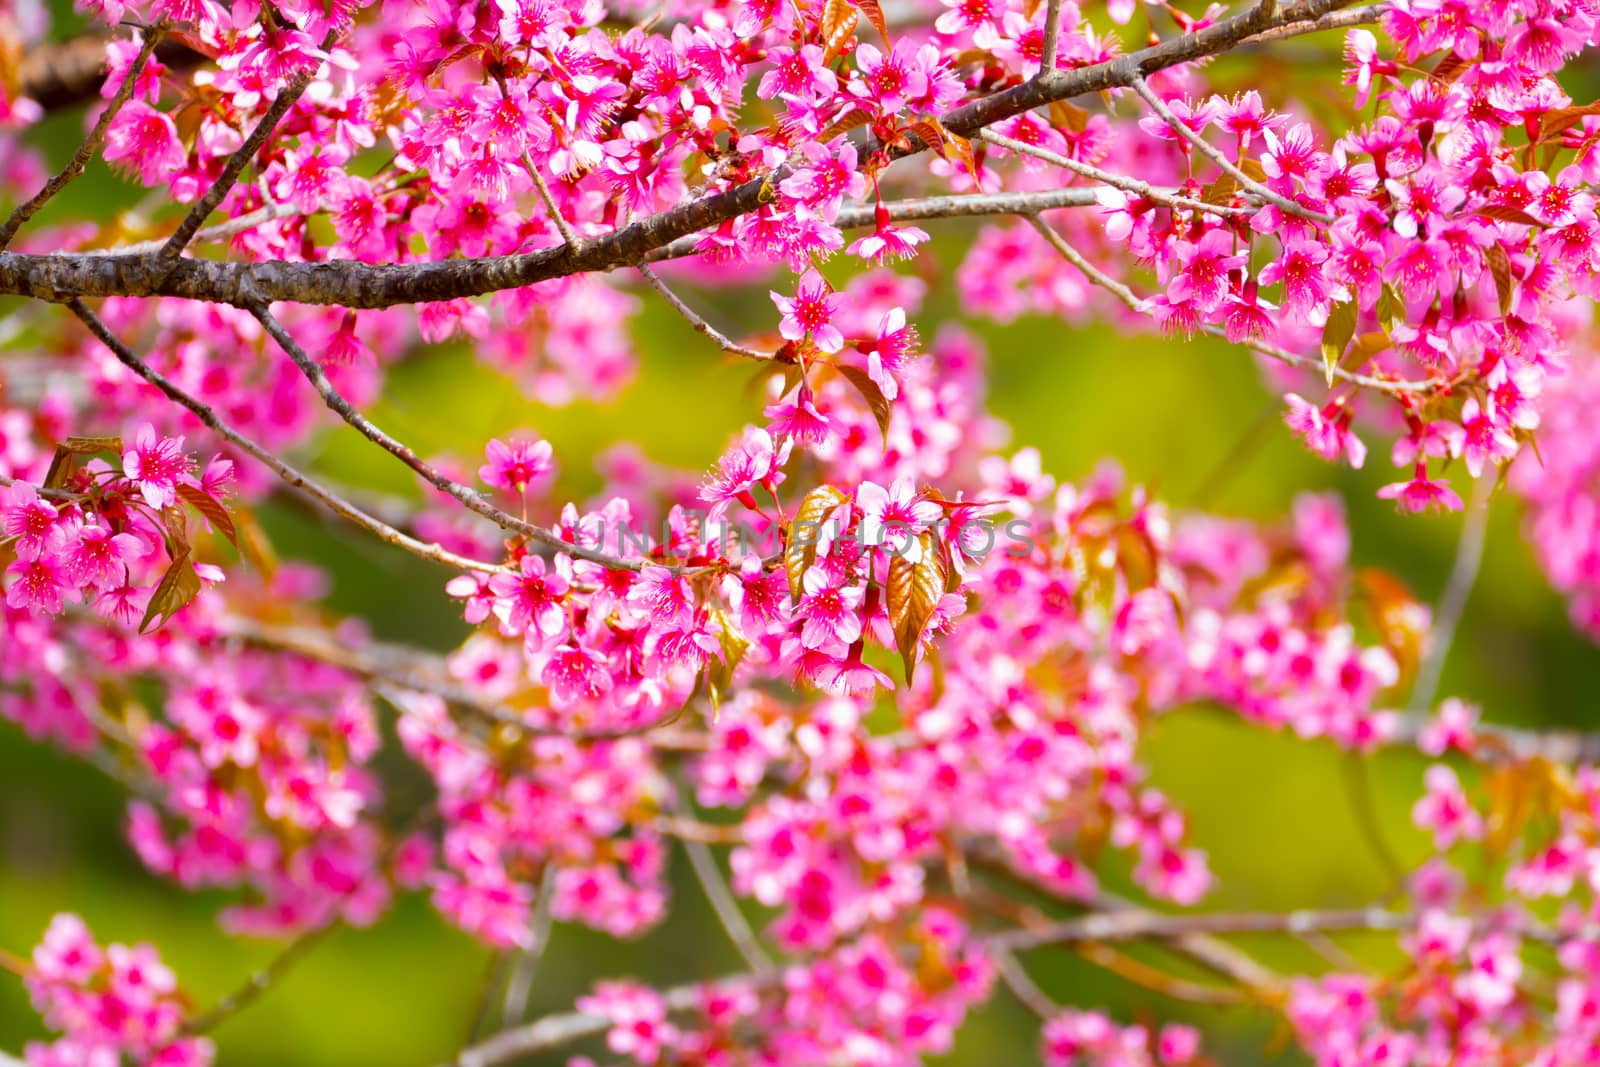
23,914,212,1067
2,426,231,634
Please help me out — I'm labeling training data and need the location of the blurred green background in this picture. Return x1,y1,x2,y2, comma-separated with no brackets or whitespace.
4,6,1600,1065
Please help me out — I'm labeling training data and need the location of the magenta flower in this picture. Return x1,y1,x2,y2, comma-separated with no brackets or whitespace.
543,643,611,704
6,555,66,613
855,477,940,557
121,423,192,510
480,436,555,493
1166,228,1245,313
102,102,186,186
771,274,844,353
1377,467,1464,513
63,525,142,588
701,427,789,506
1284,394,1367,469
488,553,571,640
2,482,63,559
793,566,864,650
764,386,831,446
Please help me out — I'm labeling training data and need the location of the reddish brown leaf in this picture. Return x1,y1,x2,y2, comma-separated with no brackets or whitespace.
1536,101,1600,144
1485,243,1514,317
852,0,890,43
887,532,946,684
820,0,858,63
1476,205,1544,228
176,482,241,550
836,365,893,444
139,550,203,634
785,485,846,599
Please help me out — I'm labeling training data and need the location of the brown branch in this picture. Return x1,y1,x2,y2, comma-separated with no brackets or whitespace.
636,263,774,361
1128,75,1335,224
1023,213,1439,395
63,297,508,574
0,27,166,252
246,300,663,573
182,923,337,1035
0,0,1354,309
226,617,709,746
17,33,206,114
157,36,333,261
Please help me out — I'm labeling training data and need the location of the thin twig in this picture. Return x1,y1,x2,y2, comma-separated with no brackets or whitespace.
991,947,1060,1018
980,129,1249,218
1408,475,1493,715
84,199,316,257
636,264,773,361
675,777,774,975
1023,213,1439,395
230,617,702,744
183,923,338,1034
1127,76,1335,225
157,36,336,260
247,300,678,573
1039,0,1065,71
64,298,508,574
0,26,166,252
499,864,559,1027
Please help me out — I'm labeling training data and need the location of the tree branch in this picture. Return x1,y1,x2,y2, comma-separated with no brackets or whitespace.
0,27,166,252
1023,213,1440,395
63,298,506,574
0,0,1355,309
157,36,334,261
1128,75,1335,224
980,129,1250,218
247,300,671,573
636,264,774,361
1407,476,1493,715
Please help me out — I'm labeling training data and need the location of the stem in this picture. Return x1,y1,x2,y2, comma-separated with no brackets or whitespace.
0,25,167,252
64,298,510,575
499,864,559,1027
1408,475,1493,716
183,922,338,1035
1128,75,1334,225
157,34,336,260
637,263,773,362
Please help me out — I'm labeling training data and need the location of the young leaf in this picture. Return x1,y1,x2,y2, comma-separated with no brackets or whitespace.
836,365,892,444
1475,205,1544,228
820,0,858,62
1320,300,1358,387
852,0,889,43
1376,283,1405,332
1484,244,1514,317
139,550,204,634
785,485,846,599
176,483,241,550
43,435,123,491
887,532,945,684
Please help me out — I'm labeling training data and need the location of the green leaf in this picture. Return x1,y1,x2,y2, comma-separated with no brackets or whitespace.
1376,283,1404,332
1320,300,1358,388
836,365,892,444
139,550,203,634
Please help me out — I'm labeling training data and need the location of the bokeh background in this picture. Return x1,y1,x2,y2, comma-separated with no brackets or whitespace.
4,4,1600,1064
